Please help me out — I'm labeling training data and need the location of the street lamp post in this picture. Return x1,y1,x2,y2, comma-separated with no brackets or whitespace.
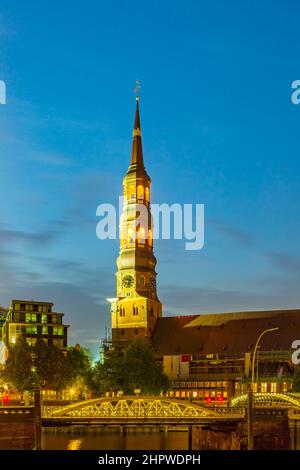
247,327,279,451
251,327,279,388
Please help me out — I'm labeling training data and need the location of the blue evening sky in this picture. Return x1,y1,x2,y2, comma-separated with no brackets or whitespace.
0,0,300,356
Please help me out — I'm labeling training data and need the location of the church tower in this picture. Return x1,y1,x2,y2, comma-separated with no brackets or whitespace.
110,93,162,347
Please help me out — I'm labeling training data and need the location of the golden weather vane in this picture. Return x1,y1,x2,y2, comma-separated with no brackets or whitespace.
134,80,141,100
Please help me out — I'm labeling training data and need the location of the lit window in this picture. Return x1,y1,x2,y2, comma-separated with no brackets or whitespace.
41,314,47,324
145,187,150,202
43,306,47,312
53,326,63,336
42,326,48,335
129,186,135,201
283,383,288,393
252,383,258,393
127,228,134,245
26,326,37,334
261,383,267,393
26,313,37,323
175,391,180,398
193,391,198,398
52,314,58,324
137,185,144,200
270,383,277,393
38,305,43,312
14,303,20,311
26,338,37,347
138,227,145,244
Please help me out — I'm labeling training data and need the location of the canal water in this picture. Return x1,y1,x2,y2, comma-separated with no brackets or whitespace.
41,421,300,450
42,428,188,450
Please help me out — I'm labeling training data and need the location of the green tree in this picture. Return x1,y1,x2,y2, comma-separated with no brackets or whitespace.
3,337,33,392
35,339,71,391
123,341,171,394
90,341,171,395
66,345,91,381
66,345,92,398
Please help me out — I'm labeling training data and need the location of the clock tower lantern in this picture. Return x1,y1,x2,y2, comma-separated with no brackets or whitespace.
110,94,162,347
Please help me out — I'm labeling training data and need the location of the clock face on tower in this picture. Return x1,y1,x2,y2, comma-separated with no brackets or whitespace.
122,275,134,288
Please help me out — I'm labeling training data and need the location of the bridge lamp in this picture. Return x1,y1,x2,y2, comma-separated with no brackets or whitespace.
134,388,141,396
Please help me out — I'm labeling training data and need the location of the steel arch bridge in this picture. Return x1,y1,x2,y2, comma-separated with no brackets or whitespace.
42,396,244,422
231,393,300,409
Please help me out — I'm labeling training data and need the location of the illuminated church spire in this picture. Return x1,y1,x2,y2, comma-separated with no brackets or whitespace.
110,85,162,348
129,81,146,172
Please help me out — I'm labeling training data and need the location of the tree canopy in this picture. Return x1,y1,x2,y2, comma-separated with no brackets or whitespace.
90,341,170,395
3,337,32,392
3,338,91,393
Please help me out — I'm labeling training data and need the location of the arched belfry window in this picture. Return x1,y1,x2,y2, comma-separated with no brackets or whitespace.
129,186,136,201
137,185,144,201
127,228,135,245
145,187,150,203
138,227,145,244
133,306,139,316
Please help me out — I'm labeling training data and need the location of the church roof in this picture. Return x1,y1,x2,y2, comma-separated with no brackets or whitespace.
151,309,300,356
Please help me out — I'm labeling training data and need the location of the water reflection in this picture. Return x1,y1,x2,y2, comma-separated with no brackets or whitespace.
42,428,188,450
67,439,83,450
